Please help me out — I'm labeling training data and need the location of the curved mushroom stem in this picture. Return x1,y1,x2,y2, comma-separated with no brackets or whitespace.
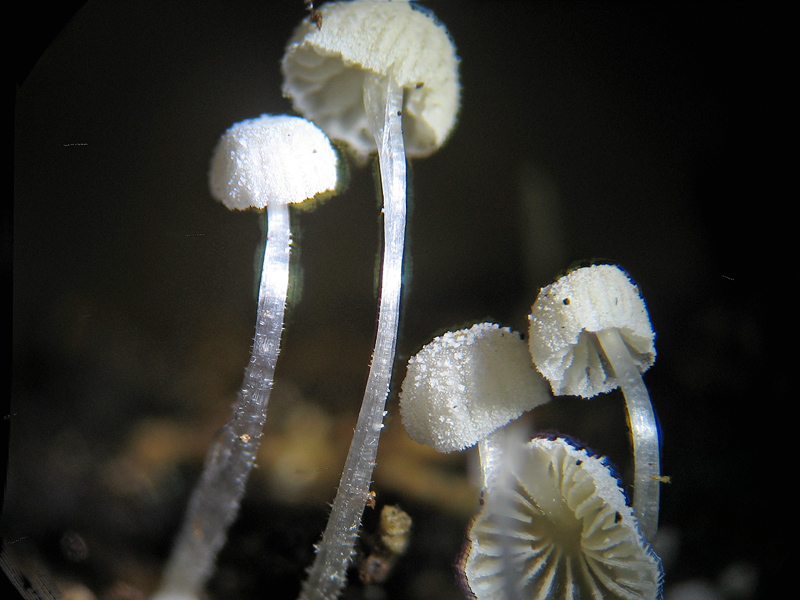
155,202,291,599
595,327,661,541
298,71,405,600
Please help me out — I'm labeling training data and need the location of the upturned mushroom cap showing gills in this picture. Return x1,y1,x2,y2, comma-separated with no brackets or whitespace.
463,436,664,600
282,0,460,160
528,264,656,398
400,323,550,453
209,114,339,210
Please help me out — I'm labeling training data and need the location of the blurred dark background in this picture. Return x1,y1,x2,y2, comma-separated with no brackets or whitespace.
10,1,784,598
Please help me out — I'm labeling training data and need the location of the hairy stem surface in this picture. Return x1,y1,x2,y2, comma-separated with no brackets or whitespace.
155,202,291,599
298,71,406,600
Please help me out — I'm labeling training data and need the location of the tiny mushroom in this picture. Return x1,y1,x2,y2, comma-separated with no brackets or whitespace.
154,114,338,600
282,0,460,162
400,323,550,454
283,3,460,599
528,264,661,540
462,435,664,600
400,322,551,493
209,113,339,211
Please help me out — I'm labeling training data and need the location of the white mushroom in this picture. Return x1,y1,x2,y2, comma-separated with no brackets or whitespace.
154,115,338,600
528,264,661,540
209,114,339,210
283,3,460,599
463,435,664,600
282,0,460,162
400,323,550,454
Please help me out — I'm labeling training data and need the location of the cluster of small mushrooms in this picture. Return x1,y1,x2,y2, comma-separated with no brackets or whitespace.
150,2,665,600
399,265,665,599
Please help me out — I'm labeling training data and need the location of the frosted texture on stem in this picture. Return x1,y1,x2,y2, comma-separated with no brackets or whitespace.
596,327,660,540
154,203,291,598
298,72,405,600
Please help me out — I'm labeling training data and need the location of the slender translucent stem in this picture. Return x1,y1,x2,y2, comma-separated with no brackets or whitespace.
596,327,660,540
477,421,527,600
478,431,506,492
477,418,527,491
154,202,291,599
298,71,405,600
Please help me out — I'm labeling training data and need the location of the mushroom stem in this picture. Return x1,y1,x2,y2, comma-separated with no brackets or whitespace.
155,202,291,598
477,437,520,600
477,421,528,600
595,327,660,540
477,418,528,491
298,72,405,600
478,432,506,491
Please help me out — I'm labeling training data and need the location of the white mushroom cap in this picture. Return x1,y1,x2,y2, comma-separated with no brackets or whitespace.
399,323,550,453
209,114,339,211
281,0,460,160
528,264,656,398
463,435,664,599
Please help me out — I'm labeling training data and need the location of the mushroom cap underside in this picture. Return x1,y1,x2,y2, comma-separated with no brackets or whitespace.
464,435,664,600
282,0,460,160
528,264,656,397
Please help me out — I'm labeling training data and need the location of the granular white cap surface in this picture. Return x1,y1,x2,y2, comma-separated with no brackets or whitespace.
282,0,460,160
399,323,549,453
209,114,338,210
528,264,656,398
